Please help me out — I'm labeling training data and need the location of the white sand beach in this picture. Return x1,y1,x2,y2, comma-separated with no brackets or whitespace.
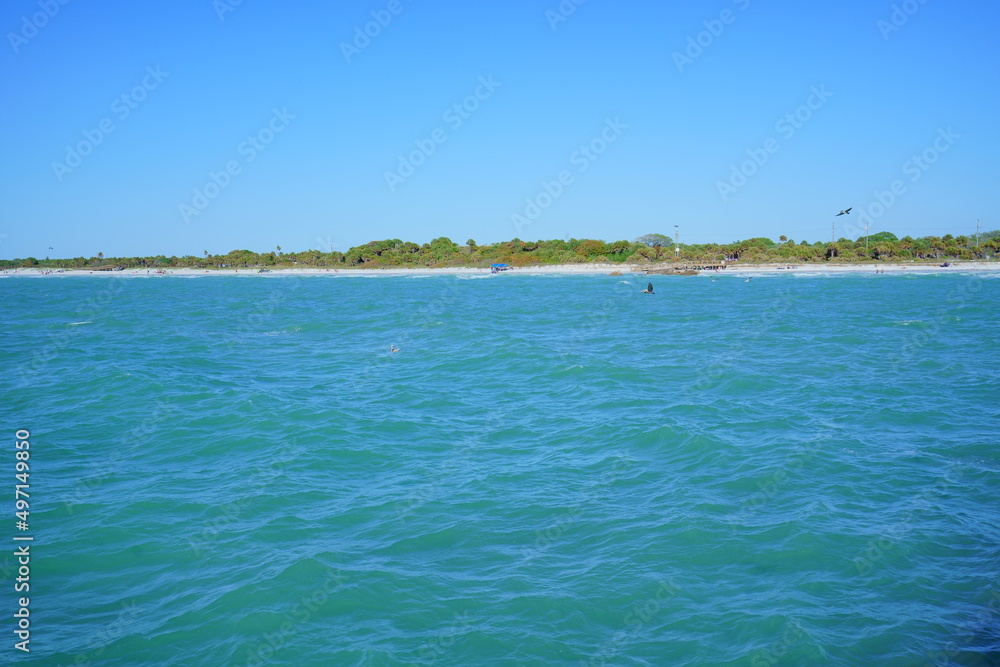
3,262,998,277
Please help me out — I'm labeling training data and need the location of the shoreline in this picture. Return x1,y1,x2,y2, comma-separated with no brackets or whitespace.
2,262,998,277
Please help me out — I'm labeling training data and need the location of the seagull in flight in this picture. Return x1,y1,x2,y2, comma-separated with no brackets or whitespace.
836,208,852,216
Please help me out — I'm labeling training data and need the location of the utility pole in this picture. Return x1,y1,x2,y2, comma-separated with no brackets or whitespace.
832,219,835,244
865,220,869,256
674,225,680,261
976,219,981,248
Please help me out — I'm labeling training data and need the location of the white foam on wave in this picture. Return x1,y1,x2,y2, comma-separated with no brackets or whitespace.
263,326,302,336
68,321,92,326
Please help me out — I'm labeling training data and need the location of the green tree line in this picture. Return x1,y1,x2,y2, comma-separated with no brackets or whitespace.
4,231,998,270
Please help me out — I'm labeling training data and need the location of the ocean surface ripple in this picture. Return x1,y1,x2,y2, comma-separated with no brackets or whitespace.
2,273,998,665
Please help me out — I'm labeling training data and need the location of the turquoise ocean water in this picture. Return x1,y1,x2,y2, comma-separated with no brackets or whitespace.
2,272,999,666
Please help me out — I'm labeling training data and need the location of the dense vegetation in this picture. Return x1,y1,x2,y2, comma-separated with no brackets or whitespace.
3,231,998,270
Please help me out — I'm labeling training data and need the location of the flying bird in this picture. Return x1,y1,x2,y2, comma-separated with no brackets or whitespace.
642,282,654,294
836,208,852,216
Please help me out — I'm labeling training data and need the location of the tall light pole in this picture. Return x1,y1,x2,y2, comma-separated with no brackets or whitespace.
674,225,680,261
976,219,981,248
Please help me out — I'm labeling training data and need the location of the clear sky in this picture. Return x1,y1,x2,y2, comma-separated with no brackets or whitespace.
1,0,997,259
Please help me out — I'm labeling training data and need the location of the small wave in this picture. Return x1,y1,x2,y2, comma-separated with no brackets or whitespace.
68,321,92,326
618,281,632,285
457,274,493,280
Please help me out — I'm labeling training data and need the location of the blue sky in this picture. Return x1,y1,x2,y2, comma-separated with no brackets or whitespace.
1,0,997,258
